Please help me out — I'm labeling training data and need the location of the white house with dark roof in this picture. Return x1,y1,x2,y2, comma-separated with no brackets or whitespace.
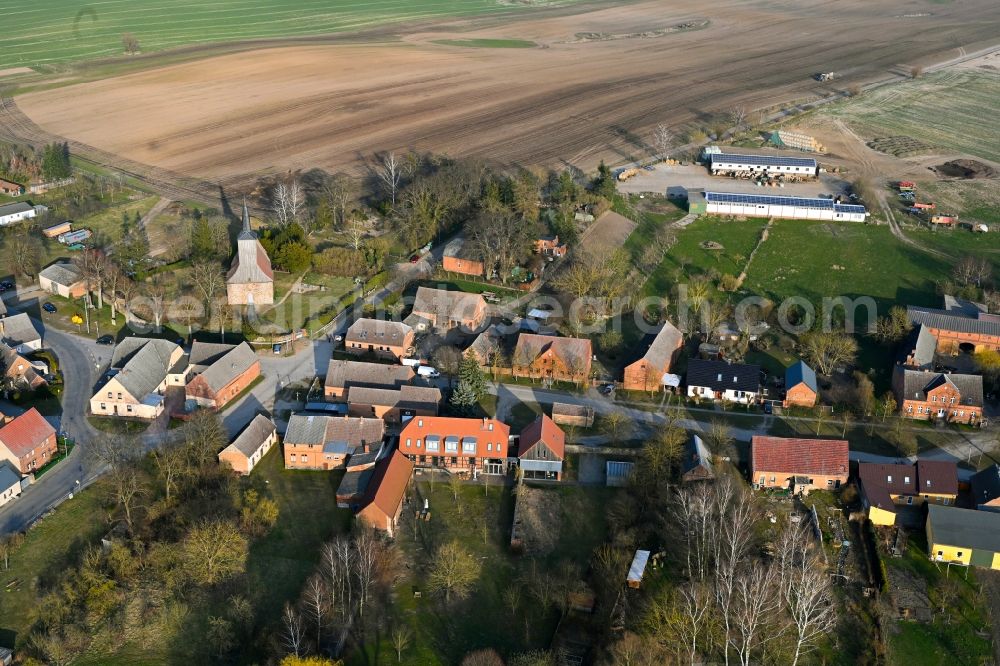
686,358,761,404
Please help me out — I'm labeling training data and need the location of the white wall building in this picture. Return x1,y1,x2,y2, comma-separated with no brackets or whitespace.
689,190,868,222
709,152,817,177
0,202,38,226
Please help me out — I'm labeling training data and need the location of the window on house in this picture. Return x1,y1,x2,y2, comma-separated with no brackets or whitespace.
117,392,122,399
958,551,963,558
887,475,893,483
405,438,411,448
100,403,106,410
769,475,775,483
126,405,132,412
904,476,910,484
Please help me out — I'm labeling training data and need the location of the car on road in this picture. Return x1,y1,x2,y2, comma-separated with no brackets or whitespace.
409,254,420,263
96,335,115,345
599,383,615,395
272,344,282,354
42,302,57,313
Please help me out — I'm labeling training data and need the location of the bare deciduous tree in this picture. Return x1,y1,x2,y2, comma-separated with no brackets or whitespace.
428,540,479,602
272,179,303,227
652,122,674,160
302,573,329,647
122,33,140,55
391,625,412,663
375,151,405,208
281,602,305,657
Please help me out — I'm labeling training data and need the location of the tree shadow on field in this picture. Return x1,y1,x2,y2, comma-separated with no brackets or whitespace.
610,124,654,158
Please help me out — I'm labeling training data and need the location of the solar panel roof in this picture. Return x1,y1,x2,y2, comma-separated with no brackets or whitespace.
703,191,866,214
710,152,817,168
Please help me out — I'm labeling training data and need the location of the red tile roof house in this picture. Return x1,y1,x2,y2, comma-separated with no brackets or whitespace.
283,414,386,470
622,320,683,392
0,408,58,475
399,416,510,476
517,414,565,480
750,436,849,495
356,449,414,537
512,333,593,385
218,413,277,475
344,318,414,361
535,235,567,258
184,341,261,410
324,359,415,401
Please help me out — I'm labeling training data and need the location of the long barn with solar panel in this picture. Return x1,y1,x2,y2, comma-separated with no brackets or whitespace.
709,152,818,178
687,189,868,222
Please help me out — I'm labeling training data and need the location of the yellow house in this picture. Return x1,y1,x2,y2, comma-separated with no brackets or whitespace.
859,460,958,527
926,504,1000,569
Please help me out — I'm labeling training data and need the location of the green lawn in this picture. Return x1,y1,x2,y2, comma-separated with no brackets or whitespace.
431,39,537,48
884,534,992,666
2,0,583,70
745,220,949,327
644,216,767,297
821,69,1000,164
74,195,159,245
0,482,111,649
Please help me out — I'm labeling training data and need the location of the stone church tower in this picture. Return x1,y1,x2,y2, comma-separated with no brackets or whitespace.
226,202,274,306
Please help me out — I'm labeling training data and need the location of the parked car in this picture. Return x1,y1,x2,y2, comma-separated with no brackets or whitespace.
0,281,14,290
409,255,420,263
96,335,114,345
416,366,440,378
599,383,615,395
272,344,282,354
42,302,57,313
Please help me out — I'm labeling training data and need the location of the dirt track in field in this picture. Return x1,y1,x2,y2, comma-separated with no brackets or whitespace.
14,0,1000,186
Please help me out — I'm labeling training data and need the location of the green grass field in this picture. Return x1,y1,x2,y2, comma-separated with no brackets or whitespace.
745,220,949,317
643,216,767,297
2,0,580,70
822,69,1000,164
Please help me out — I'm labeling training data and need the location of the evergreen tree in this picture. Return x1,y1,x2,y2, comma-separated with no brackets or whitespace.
449,380,478,416
191,217,218,259
457,353,487,400
591,160,617,199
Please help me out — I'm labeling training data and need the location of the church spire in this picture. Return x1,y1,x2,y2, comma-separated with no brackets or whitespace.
238,198,254,239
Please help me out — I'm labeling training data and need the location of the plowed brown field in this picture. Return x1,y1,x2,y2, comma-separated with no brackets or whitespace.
16,0,1000,184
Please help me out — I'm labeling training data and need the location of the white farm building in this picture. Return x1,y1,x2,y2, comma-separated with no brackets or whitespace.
688,190,868,222
0,202,38,226
708,152,817,177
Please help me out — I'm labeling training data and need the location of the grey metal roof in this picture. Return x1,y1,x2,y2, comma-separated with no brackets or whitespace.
907,305,1000,337
285,414,329,445
112,338,181,400
188,341,236,368
710,152,817,168
0,313,40,347
943,295,986,317
38,262,83,286
0,202,32,216
111,337,178,368
0,461,19,490
224,413,275,457
900,369,983,407
193,342,257,393
911,325,936,368
928,504,1000,553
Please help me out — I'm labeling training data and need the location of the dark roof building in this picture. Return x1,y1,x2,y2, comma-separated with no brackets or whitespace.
686,359,761,394
970,465,1000,512
681,435,714,483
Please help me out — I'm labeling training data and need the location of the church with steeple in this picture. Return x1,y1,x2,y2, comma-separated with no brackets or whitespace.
226,201,274,306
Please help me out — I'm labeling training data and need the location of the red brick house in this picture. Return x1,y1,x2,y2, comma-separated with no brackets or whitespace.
750,436,849,495
399,416,510,475
783,360,818,408
405,287,488,333
512,333,592,384
0,408,57,475
346,385,441,423
535,235,567,258
623,321,683,392
185,342,261,410
517,414,565,480
907,300,1000,354
442,238,486,277
344,319,414,361
357,450,414,537
218,413,277,475
284,414,386,470
894,368,982,425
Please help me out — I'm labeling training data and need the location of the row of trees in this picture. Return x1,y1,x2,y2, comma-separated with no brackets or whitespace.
0,141,70,184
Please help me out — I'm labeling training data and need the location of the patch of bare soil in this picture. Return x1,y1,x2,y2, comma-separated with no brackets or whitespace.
569,20,709,42
511,485,560,556
932,159,997,179
15,0,1000,183
867,136,936,157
